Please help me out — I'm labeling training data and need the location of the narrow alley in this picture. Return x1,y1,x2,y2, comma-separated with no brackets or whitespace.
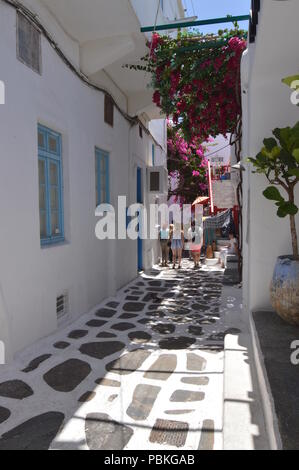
0,261,267,450
1,0,299,454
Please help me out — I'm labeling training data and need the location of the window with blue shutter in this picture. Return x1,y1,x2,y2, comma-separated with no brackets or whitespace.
95,148,110,206
38,125,64,246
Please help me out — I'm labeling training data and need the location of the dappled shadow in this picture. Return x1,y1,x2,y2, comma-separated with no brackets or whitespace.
0,260,233,450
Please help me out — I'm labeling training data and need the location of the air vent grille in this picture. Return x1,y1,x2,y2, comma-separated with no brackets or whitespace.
56,292,68,320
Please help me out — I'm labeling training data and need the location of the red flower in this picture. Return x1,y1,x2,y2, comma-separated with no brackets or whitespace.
153,90,161,107
149,33,164,51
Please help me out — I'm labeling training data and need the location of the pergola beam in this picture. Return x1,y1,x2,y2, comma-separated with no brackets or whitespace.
140,15,251,33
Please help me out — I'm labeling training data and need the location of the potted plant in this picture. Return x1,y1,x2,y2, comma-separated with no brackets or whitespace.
248,122,299,325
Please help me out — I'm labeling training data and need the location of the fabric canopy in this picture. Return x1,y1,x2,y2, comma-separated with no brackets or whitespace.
192,196,210,206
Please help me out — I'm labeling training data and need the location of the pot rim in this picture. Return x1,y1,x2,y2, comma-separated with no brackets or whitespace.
277,255,299,262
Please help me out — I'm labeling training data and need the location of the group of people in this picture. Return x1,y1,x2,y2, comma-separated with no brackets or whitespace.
159,222,203,270
159,223,239,271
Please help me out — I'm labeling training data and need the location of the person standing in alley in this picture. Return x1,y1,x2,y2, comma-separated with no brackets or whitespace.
188,220,204,269
159,223,170,267
171,223,184,270
220,231,238,268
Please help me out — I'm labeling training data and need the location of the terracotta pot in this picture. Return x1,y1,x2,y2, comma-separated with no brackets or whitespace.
270,256,299,325
206,245,214,259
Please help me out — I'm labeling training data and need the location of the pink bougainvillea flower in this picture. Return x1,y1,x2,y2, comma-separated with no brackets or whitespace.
196,148,204,157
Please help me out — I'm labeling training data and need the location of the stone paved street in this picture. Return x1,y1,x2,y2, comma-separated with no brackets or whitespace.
0,261,242,450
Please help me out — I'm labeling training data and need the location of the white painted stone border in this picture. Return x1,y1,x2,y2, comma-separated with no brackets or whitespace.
250,311,282,450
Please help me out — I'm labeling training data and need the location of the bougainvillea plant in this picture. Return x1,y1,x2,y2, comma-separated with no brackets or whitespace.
127,26,246,143
167,124,209,204
125,25,246,206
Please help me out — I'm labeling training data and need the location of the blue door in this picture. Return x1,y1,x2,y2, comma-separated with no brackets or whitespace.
137,167,143,271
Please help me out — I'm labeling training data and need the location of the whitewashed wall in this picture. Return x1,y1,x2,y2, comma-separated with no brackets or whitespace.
242,0,299,314
0,1,167,359
131,0,184,33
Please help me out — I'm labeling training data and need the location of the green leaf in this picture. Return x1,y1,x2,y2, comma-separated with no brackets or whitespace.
292,148,299,163
256,152,268,165
277,206,288,218
263,186,284,202
279,148,294,166
263,138,277,152
247,155,265,168
285,202,299,215
288,168,299,178
273,127,292,152
282,75,299,89
277,201,298,218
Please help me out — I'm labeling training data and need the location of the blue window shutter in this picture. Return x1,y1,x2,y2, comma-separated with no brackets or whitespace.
152,144,155,167
105,153,110,204
95,148,110,206
38,124,64,246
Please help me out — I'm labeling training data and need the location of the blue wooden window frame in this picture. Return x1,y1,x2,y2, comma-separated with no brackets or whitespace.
38,125,64,246
95,148,110,206
152,144,155,167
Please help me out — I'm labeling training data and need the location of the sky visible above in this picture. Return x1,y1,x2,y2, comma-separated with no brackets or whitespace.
182,0,251,35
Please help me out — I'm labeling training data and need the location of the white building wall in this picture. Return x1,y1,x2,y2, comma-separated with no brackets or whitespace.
149,119,167,156
207,135,231,167
242,0,299,314
0,0,168,359
22,0,81,67
130,0,184,33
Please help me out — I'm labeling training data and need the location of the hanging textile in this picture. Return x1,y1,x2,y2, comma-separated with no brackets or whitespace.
203,209,232,231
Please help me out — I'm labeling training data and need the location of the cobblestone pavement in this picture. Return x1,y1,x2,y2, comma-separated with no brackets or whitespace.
0,260,239,450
